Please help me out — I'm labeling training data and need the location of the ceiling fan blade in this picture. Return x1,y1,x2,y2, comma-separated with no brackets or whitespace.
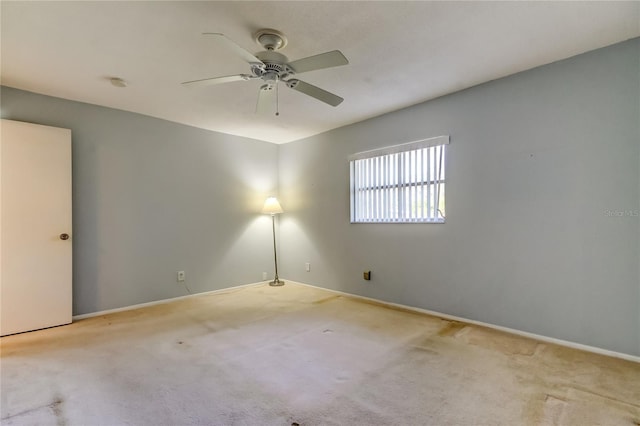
203,33,264,65
256,85,276,114
287,50,348,74
286,79,344,107
181,74,253,87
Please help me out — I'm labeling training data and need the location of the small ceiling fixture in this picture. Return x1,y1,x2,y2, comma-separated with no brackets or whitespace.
110,77,127,88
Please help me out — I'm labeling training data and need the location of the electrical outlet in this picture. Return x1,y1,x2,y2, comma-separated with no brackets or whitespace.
262,272,268,280
363,271,371,281
305,262,311,272
177,271,185,282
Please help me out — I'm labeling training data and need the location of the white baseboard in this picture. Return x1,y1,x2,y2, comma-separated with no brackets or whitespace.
72,281,265,320
289,280,640,364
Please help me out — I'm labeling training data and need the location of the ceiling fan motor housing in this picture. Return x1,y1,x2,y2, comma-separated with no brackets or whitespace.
255,51,293,83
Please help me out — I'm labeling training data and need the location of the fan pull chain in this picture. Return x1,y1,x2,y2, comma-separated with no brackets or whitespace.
275,81,280,116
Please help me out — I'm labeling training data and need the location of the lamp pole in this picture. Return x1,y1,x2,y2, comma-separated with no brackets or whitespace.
270,213,283,286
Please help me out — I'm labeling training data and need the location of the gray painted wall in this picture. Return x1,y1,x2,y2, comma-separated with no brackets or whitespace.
1,87,279,315
278,39,640,356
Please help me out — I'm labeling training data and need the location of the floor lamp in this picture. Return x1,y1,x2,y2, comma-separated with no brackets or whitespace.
262,197,284,286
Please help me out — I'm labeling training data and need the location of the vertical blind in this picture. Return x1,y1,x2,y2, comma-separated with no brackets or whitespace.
349,136,449,223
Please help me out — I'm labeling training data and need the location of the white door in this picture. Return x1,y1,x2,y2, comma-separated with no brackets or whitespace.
1,119,72,336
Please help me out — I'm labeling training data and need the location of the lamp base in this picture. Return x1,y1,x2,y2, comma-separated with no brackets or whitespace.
269,279,285,287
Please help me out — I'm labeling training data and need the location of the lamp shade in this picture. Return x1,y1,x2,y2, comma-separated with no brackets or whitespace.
262,197,283,215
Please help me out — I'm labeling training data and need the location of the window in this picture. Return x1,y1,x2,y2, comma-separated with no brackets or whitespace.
349,136,449,223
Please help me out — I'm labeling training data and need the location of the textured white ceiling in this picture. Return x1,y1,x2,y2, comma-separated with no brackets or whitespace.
2,1,638,144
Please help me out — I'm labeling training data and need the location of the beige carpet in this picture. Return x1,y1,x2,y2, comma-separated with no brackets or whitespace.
1,282,639,425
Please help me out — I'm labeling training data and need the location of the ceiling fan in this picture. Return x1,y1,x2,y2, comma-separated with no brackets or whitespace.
182,29,349,114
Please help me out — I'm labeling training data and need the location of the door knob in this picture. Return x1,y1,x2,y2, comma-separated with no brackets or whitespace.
59,233,70,240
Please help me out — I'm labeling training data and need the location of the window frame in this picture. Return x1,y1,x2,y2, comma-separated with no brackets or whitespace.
349,135,449,224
